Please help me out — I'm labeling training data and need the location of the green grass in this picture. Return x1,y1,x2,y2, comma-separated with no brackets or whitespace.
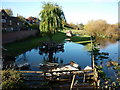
62,29,91,44
3,32,66,56
62,29,92,44
52,32,66,43
74,40,91,44
3,31,92,56
71,35,91,43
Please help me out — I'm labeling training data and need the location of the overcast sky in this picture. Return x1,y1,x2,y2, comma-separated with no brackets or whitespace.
1,0,119,24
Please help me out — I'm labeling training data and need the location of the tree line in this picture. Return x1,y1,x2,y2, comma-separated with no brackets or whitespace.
3,4,120,40
85,20,119,39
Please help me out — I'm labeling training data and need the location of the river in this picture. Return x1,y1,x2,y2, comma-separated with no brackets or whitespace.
15,39,119,80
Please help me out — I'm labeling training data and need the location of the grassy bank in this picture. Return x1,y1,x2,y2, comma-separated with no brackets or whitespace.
3,30,92,56
62,29,89,35
70,35,91,44
3,32,66,56
52,32,66,43
63,29,91,44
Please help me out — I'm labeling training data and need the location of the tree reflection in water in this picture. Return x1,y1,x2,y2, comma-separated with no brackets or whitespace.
95,37,118,48
84,38,120,88
39,42,64,63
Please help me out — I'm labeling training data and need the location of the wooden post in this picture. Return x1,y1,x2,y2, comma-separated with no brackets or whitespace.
90,35,98,86
44,72,46,79
70,75,76,90
83,73,85,83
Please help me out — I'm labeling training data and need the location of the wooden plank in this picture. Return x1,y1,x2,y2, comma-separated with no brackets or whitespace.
0,70,95,76
19,71,43,73
85,72,94,76
0,70,43,73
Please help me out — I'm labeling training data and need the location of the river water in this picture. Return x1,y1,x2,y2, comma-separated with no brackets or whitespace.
14,38,120,84
15,42,91,70
15,39,119,72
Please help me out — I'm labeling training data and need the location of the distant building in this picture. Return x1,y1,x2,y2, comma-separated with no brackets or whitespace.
0,9,24,32
26,16,40,25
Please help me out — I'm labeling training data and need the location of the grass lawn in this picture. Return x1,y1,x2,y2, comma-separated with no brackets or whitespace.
3,32,66,56
70,35,91,44
63,29,92,44
52,32,66,43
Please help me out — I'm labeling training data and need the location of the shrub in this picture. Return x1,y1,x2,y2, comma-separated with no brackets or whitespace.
1,70,24,89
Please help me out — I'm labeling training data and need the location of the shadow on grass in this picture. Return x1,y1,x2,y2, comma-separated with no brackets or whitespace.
70,35,91,45
71,35,90,42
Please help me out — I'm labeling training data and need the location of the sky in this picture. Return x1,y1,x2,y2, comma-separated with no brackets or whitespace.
1,0,119,24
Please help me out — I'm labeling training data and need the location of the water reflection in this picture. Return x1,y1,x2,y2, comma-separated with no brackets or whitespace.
84,40,119,84
95,37,118,48
39,43,64,63
15,52,31,70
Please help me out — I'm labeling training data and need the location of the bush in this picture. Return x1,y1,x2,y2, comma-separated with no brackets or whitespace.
98,70,106,79
31,24,39,30
1,70,24,89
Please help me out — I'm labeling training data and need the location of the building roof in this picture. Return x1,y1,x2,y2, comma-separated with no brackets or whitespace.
0,9,9,17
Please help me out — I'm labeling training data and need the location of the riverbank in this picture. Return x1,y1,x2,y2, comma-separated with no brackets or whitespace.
3,30,92,56
3,32,66,56
63,29,92,44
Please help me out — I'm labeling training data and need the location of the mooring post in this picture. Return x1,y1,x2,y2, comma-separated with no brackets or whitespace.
70,74,76,90
44,72,46,79
83,72,85,83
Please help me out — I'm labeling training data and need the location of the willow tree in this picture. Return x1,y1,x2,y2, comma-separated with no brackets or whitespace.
39,2,66,35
